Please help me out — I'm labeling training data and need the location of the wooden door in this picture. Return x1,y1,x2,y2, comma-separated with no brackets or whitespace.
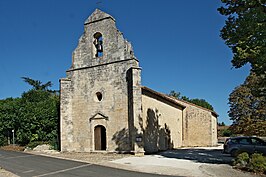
94,125,106,150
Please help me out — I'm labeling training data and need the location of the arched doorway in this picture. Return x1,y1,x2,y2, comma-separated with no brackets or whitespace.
94,125,106,150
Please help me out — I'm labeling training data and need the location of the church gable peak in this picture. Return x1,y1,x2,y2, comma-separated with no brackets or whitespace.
85,9,115,24
70,8,138,70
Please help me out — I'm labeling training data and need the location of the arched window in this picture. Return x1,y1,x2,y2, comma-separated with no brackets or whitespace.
93,32,103,57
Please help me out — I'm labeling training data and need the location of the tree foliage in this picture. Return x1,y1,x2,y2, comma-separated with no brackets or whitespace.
168,90,214,111
218,0,266,75
188,98,214,111
0,98,21,146
0,78,59,146
218,122,226,126
169,90,181,99
22,77,52,91
219,0,266,136
228,73,266,136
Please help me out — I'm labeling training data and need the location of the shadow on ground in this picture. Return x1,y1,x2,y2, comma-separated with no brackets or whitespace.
159,148,233,165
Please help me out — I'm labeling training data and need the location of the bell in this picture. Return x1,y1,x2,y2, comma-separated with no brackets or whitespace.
97,44,103,52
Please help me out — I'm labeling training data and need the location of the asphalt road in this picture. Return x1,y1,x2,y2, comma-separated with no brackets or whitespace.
0,150,175,177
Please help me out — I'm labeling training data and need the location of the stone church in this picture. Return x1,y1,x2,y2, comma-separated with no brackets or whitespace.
60,9,218,154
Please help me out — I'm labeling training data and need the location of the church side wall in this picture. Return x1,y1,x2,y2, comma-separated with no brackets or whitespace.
177,100,218,147
183,106,212,146
141,93,183,153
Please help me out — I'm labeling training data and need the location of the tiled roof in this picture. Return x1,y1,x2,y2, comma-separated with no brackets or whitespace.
141,86,219,117
141,86,185,109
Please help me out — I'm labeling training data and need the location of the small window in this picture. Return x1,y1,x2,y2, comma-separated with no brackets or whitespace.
96,92,103,101
238,138,250,145
230,139,238,144
93,32,103,57
251,138,264,145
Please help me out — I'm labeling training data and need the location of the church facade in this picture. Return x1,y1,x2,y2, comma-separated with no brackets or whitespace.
60,9,218,154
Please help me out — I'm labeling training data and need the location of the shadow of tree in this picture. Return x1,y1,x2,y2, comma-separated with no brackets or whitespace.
112,128,131,152
141,108,173,153
112,110,233,164
112,125,144,152
112,108,173,153
159,148,233,165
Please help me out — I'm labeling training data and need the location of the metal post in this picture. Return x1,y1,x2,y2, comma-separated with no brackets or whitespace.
7,131,10,145
12,129,14,145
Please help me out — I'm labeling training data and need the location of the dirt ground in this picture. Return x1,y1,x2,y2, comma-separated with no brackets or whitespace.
0,168,19,177
0,145,25,152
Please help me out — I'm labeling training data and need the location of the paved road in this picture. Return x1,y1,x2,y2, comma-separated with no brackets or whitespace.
0,150,174,177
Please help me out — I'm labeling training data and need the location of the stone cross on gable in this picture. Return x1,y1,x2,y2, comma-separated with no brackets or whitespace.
96,1,102,6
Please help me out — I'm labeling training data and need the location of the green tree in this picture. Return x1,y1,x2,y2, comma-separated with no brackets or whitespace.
168,90,181,99
219,0,266,135
21,77,52,91
218,0,266,75
221,129,233,137
228,73,266,136
168,91,214,111
180,96,190,102
16,90,59,145
0,98,21,146
0,78,60,147
218,122,226,126
189,98,214,111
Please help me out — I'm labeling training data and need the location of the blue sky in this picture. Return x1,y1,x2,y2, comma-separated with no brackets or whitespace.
0,0,250,125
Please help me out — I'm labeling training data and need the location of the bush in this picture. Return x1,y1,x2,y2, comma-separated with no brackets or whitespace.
221,129,233,137
27,141,47,149
248,153,266,174
48,139,59,150
234,152,249,167
234,152,266,174
0,135,8,146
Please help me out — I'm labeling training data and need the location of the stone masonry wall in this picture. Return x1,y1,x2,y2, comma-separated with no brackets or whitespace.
174,100,218,147
60,9,142,152
141,90,183,153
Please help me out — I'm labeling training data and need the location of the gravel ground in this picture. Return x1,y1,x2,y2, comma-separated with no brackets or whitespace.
106,154,264,177
41,151,131,164
0,168,19,177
